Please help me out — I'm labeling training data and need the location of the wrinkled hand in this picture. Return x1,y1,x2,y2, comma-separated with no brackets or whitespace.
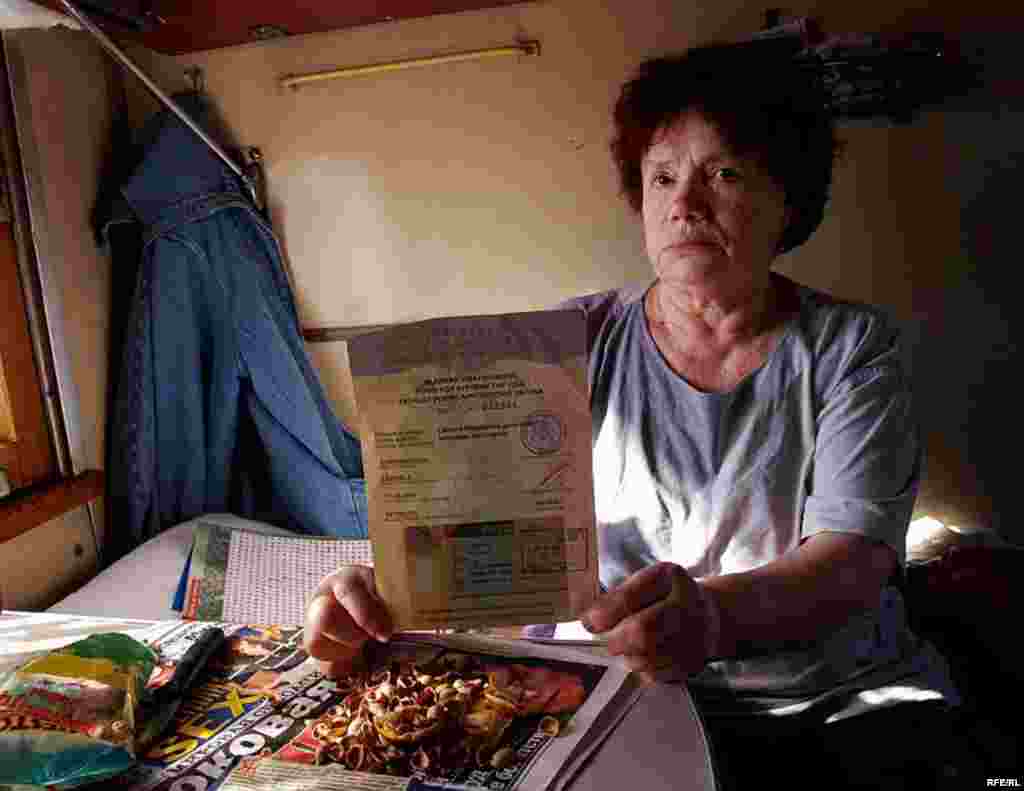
580,562,720,684
303,566,394,678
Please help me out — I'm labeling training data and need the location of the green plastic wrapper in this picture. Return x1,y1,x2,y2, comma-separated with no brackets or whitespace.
0,632,157,788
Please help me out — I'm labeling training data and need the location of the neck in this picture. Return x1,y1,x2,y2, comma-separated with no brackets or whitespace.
646,275,780,350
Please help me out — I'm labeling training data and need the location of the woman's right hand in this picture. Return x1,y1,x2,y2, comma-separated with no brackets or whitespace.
303,565,394,678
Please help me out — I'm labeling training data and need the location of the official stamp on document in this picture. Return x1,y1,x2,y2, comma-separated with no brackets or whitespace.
522,411,564,455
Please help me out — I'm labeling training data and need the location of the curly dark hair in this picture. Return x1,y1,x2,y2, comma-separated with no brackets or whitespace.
611,41,843,255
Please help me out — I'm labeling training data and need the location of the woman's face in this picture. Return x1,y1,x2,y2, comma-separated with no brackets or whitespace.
641,111,790,293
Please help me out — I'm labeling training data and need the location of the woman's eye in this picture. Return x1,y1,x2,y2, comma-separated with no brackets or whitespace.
652,172,675,187
716,167,741,183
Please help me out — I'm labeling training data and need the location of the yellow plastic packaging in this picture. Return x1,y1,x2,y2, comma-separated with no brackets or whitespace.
0,632,157,788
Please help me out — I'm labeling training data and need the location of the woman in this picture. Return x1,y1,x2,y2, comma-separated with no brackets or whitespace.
304,43,961,788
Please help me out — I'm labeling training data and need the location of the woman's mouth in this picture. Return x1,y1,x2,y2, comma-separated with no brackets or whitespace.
670,240,719,252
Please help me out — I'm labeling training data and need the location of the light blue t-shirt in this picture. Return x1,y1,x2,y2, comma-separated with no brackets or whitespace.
564,277,958,720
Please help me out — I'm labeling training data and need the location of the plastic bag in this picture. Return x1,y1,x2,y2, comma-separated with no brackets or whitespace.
0,632,156,787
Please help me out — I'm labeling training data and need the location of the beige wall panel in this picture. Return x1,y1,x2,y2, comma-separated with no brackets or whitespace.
775,112,956,318
0,507,98,610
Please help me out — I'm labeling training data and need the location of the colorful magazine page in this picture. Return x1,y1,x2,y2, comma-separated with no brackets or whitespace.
180,521,373,625
189,633,638,791
1,613,639,791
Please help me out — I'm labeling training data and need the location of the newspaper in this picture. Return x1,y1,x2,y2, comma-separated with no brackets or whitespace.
180,521,373,624
0,613,638,791
346,309,598,630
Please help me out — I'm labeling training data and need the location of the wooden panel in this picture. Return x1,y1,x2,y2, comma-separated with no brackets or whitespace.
0,356,14,440
0,506,98,610
0,440,22,486
41,0,529,54
0,470,104,544
0,223,55,488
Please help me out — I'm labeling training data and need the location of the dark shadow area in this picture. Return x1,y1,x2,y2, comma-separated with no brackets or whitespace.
904,48,1022,546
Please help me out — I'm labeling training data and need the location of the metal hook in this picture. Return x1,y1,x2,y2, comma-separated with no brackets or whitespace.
184,66,205,95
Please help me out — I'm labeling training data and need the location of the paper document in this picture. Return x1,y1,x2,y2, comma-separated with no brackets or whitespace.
346,309,598,630
181,521,373,625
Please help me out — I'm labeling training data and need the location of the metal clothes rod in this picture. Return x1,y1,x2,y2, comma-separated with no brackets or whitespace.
281,41,540,90
57,0,257,205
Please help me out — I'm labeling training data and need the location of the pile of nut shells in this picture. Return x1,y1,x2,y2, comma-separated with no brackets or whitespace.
301,654,561,777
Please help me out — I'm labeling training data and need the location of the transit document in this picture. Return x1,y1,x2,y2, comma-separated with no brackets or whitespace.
346,309,598,630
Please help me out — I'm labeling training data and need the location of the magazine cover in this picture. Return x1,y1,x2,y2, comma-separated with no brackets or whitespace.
110,620,312,791
265,639,608,788
125,634,631,791
0,613,634,791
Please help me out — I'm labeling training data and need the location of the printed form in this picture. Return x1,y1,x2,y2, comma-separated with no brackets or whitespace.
347,309,598,630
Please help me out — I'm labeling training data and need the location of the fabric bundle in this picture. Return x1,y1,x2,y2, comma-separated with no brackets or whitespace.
748,17,969,123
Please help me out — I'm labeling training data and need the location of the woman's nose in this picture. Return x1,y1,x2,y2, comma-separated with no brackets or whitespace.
670,177,709,221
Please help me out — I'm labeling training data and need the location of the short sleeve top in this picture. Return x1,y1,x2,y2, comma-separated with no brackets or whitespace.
562,277,958,716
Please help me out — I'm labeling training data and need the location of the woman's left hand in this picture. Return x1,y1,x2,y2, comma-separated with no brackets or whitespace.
580,562,719,683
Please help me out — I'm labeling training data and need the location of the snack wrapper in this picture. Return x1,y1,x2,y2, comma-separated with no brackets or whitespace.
0,633,157,787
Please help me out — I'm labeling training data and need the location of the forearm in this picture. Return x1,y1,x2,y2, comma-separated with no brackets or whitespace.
699,532,898,660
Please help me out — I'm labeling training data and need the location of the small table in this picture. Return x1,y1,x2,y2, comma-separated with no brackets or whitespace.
43,521,718,791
